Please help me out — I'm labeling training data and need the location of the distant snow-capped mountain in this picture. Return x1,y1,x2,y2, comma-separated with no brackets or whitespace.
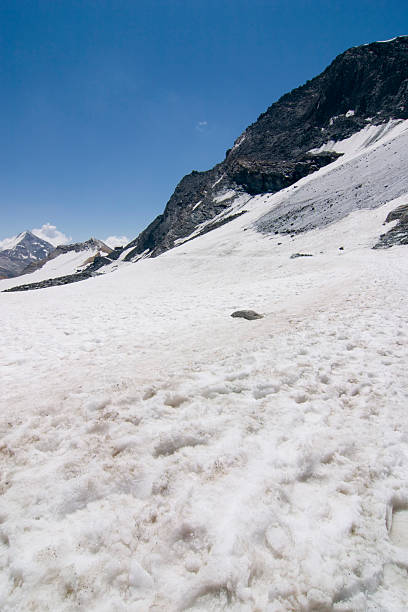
0,230,55,278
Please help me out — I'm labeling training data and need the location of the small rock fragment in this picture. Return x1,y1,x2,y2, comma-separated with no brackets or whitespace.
290,253,313,259
231,310,263,320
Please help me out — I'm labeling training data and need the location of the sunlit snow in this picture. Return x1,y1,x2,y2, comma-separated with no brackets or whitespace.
1,121,408,610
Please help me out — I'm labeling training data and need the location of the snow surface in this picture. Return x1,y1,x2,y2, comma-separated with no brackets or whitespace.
211,175,226,189
231,134,247,152
309,118,405,156
192,200,203,211
1,121,408,610
375,35,408,43
213,190,238,204
256,119,408,234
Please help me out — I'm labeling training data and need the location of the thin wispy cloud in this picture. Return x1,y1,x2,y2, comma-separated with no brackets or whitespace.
196,120,208,132
0,235,19,250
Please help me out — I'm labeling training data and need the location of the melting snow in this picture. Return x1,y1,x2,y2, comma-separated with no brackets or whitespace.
309,118,406,156
211,174,225,189
213,190,237,204
1,119,408,610
231,134,247,152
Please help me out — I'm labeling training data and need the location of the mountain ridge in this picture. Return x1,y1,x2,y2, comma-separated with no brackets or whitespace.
121,35,408,261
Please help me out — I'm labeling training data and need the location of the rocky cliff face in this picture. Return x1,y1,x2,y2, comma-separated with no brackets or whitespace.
123,36,408,260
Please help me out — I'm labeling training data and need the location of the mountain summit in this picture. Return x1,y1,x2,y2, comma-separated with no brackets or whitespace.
0,231,55,278
122,36,408,261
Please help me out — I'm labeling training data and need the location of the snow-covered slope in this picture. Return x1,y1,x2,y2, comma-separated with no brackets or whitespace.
255,118,408,235
1,122,408,611
121,36,408,261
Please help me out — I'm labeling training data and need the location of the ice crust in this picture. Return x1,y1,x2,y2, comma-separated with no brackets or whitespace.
1,121,408,610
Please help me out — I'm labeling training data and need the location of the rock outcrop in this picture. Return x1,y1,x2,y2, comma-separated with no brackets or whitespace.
374,203,408,248
123,36,408,260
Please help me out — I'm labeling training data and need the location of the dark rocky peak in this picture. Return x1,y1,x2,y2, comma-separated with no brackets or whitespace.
0,230,55,277
3,230,54,253
120,36,408,263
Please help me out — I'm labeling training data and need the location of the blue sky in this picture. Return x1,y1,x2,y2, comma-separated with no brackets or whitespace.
1,0,407,245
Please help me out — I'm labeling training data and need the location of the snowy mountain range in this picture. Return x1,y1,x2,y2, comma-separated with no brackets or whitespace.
1,36,408,611
0,232,112,282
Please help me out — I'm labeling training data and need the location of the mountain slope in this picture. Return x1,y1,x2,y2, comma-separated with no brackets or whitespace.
123,35,408,260
4,114,408,294
0,231,55,278
2,34,408,612
1,116,408,608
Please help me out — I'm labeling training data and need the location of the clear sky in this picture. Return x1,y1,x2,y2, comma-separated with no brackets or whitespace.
1,0,407,245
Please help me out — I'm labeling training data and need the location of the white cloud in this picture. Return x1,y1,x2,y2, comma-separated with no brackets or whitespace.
104,235,129,248
196,120,208,132
31,223,72,247
0,235,19,251
0,224,70,251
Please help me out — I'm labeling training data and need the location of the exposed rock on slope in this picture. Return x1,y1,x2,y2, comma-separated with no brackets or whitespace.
21,238,112,275
124,36,408,260
374,202,408,248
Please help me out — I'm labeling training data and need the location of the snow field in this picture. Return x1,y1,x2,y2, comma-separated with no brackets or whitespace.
1,232,408,610
1,120,408,609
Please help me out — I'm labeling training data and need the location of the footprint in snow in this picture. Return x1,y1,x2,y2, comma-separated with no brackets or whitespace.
383,503,408,595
